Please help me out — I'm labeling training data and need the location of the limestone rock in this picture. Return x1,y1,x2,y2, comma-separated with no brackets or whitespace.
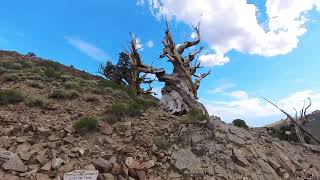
92,158,112,173
51,158,63,169
171,148,203,174
0,148,28,172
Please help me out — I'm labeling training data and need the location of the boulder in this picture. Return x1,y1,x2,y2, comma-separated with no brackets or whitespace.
92,158,112,173
171,148,203,174
0,148,28,172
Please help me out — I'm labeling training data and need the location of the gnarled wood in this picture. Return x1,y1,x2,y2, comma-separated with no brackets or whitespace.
127,22,210,115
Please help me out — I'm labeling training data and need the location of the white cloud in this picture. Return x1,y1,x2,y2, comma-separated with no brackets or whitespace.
228,90,249,99
199,53,230,66
202,89,320,127
146,40,154,48
190,32,197,39
208,83,236,94
136,0,145,6
64,36,108,61
140,0,320,66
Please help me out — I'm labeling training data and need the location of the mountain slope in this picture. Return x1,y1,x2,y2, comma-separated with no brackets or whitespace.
0,50,320,180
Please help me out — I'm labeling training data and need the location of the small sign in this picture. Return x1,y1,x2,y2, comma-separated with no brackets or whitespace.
64,170,99,180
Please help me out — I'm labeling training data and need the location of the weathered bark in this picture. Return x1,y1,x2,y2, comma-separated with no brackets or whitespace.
127,22,210,115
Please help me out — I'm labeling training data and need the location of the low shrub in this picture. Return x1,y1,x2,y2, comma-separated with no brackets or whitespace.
0,89,24,105
4,73,19,81
25,97,48,108
49,88,80,100
232,119,248,129
112,90,130,99
154,136,171,150
44,67,61,80
73,116,98,132
64,81,82,92
98,80,122,90
26,80,45,89
104,114,120,124
182,109,207,124
3,62,23,70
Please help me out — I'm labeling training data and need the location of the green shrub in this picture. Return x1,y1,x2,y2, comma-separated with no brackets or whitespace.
26,80,45,89
49,89,80,100
98,80,122,90
64,81,82,92
110,102,129,116
112,90,130,99
73,116,98,132
182,110,207,124
232,119,248,129
68,90,80,99
44,67,61,80
25,97,48,108
0,89,24,105
108,97,158,119
104,114,120,124
154,136,171,150
3,73,19,81
79,73,92,80
2,62,23,70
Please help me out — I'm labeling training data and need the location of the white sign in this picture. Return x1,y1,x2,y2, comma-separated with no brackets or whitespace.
64,170,99,180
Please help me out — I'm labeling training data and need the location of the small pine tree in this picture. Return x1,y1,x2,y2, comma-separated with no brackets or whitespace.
232,119,248,129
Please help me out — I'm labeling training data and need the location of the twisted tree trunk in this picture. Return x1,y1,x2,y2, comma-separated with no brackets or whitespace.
127,22,210,115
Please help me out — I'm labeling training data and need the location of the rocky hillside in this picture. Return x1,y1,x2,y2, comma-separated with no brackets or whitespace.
0,50,320,180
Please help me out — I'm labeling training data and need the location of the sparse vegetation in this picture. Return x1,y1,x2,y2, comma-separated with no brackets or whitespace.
25,97,48,108
73,116,98,132
0,89,24,105
182,109,207,124
3,73,19,81
49,88,80,100
232,119,248,129
154,136,171,150
26,80,45,89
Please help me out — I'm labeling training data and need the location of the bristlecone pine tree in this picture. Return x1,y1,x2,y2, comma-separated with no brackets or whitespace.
127,22,210,115
99,52,155,95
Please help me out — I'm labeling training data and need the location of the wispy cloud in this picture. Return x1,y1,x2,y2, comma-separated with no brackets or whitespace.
64,36,108,61
208,83,236,94
146,40,154,48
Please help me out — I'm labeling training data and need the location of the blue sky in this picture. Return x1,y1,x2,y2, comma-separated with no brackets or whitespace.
1,0,320,126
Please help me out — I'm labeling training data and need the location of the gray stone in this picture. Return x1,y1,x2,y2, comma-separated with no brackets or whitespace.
51,158,63,169
92,157,112,173
171,148,203,174
0,148,28,172
227,134,245,146
232,148,249,167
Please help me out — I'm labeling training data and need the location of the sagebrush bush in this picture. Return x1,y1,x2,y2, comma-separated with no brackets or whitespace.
112,90,130,99
183,109,207,124
106,97,158,121
104,114,120,124
49,88,80,100
64,81,82,92
25,97,48,108
26,80,44,89
3,73,19,81
2,62,23,70
0,89,24,105
154,136,171,150
73,116,98,132
98,80,122,90
44,67,61,80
